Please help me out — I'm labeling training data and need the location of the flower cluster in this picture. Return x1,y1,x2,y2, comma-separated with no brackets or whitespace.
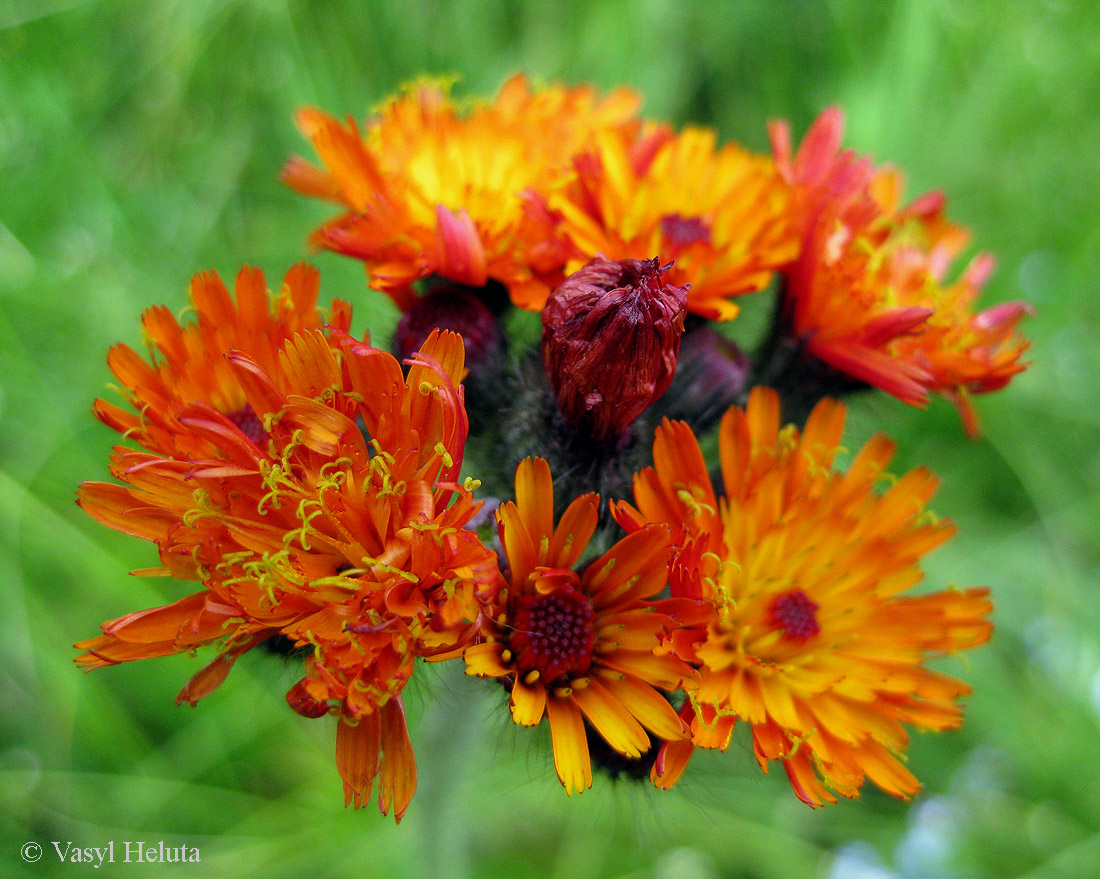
77,77,1027,821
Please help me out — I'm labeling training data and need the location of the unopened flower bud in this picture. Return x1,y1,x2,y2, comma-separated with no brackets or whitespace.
393,283,505,369
542,256,688,445
662,324,750,431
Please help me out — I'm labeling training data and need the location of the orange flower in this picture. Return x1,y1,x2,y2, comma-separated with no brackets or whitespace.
551,124,797,320
463,457,696,794
77,329,498,820
94,263,352,459
613,388,993,805
283,75,640,312
770,107,1031,432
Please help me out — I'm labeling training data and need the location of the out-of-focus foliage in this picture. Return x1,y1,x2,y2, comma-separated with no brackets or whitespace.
2,1,1098,877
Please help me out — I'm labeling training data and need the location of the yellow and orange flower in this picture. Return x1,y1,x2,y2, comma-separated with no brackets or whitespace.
77,329,498,820
550,124,797,320
612,388,993,805
770,107,1031,432
463,457,697,794
283,75,641,312
94,263,352,459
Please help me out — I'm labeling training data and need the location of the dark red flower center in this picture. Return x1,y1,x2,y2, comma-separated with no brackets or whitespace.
660,213,711,249
226,404,266,445
510,582,596,682
770,589,820,641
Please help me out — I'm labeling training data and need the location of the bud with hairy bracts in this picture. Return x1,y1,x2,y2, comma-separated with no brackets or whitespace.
541,256,688,448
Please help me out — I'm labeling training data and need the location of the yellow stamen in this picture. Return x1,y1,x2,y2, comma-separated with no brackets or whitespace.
433,442,454,468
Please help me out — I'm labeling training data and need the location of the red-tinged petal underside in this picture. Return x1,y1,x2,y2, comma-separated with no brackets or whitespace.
404,330,469,481
652,736,696,790
651,702,698,789
176,405,269,467
410,327,468,391
810,339,932,407
177,633,268,706
434,204,488,287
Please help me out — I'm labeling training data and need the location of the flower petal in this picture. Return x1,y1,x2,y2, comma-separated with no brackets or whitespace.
651,737,695,790
336,713,381,809
546,697,592,795
571,677,649,759
514,457,555,563
510,679,548,727
549,492,599,570
597,673,686,742
379,700,418,822
463,642,510,678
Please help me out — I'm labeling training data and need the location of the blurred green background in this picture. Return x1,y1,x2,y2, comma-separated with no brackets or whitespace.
2,1,1098,877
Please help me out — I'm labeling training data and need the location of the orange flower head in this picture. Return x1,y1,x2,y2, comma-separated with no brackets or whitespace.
770,107,1032,432
551,124,797,320
612,387,993,805
77,329,499,821
283,75,641,312
94,263,353,459
463,457,698,795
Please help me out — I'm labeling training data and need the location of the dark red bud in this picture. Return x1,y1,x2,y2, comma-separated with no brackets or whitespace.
667,326,750,429
394,284,504,368
541,256,688,445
